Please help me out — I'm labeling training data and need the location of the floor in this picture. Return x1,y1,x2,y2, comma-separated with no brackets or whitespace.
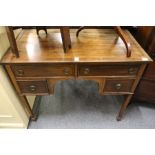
29,80,155,129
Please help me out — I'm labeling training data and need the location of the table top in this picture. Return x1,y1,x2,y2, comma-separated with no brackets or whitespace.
1,29,152,64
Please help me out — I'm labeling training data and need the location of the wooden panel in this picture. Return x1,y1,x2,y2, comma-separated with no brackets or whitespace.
143,62,155,80
17,80,48,95
47,77,74,94
78,64,139,76
104,79,134,93
11,64,75,77
132,27,155,103
136,26,154,49
134,80,155,102
148,36,155,56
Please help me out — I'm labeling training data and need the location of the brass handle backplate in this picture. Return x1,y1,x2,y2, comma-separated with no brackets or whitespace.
84,68,90,74
115,83,122,90
64,68,70,75
17,69,24,76
29,85,36,92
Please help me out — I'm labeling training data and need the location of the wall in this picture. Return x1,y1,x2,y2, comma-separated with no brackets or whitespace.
0,27,35,128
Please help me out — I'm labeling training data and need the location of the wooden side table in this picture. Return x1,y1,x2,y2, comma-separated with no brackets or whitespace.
0,28,152,121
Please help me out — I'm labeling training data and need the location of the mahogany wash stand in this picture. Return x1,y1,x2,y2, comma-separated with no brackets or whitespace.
0,27,152,121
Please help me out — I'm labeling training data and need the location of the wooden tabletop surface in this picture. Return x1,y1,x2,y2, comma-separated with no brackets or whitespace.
1,29,152,64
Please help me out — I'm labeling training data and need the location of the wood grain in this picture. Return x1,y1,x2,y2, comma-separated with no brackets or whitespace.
11,64,75,77
78,64,140,76
104,78,134,93
5,26,19,58
1,29,152,64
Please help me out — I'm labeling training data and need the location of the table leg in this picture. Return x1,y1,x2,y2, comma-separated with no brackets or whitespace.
60,27,71,52
117,64,147,121
76,26,85,37
20,96,37,121
117,94,133,121
5,65,37,121
5,26,19,58
36,26,47,35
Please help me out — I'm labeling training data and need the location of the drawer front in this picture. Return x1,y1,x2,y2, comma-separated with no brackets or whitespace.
12,64,75,77
104,79,134,93
78,64,139,76
17,80,48,94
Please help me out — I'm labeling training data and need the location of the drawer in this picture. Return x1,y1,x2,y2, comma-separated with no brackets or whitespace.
17,80,49,94
78,64,139,76
12,64,75,77
104,79,134,93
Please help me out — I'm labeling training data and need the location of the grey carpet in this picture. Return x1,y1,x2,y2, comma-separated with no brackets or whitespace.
28,80,155,129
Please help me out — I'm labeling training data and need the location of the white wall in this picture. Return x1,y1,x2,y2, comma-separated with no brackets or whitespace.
0,27,35,128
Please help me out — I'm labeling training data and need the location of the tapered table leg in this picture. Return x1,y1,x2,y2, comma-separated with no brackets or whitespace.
20,96,37,121
60,27,71,52
76,26,85,37
117,94,133,121
5,26,19,58
36,26,48,35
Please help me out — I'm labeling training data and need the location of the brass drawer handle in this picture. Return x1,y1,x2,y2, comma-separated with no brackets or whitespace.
17,69,24,76
128,68,136,74
115,83,122,90
64,68,70,75
29,85,36,92
84,68,90,74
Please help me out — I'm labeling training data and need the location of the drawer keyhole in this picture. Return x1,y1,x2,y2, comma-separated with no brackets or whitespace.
115,83,122,90
29,85,36,92
17,69,24,76
84,68,90,74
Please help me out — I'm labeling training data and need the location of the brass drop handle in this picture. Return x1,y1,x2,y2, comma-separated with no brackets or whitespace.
29,85,36,92
17,69,24,76
84,68,90,74
128,68,135,74
115,83,122,90
64,68,70,75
